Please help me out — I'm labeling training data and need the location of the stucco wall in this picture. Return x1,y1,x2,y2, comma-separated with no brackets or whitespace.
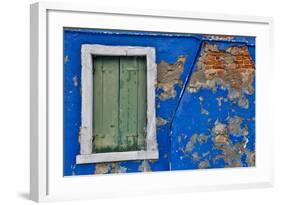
63,28,255,176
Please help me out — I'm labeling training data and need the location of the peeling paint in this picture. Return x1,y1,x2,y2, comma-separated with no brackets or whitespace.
156,117,168,126
110,163,128,173
192,152,200,161
216,96,224,107
204,35,234,41
64,55,69,63
213,121,229,145
70,164,76,175
210,118,254,167
179,115,253,169
138,160,151,172
227,116,249,136
185,133,209,153
64,28,255,176
199,96,210,115
94,163,128,174
72,76,78,87
246,151,255,166
198,160,210,169
157,56,186,100
95,163,110,174
187,43,255,109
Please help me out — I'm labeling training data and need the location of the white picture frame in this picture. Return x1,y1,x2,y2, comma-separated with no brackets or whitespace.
30,1,274,202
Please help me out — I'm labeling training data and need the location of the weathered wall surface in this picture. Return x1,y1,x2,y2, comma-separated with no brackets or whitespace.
64,29,255,176
171,41,255,170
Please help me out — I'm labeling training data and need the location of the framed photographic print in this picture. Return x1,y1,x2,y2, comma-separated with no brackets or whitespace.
30,2,274,202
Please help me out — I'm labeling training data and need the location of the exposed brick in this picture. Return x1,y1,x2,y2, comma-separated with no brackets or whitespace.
243,60,252,65
204,34,234,41
188,43,255,109
236,56,244,60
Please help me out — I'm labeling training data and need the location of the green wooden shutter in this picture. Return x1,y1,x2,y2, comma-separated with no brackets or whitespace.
136,57,147,150
93,56,120,153
93,56,147,153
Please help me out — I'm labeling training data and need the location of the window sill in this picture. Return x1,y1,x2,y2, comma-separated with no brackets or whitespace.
76,150,159,164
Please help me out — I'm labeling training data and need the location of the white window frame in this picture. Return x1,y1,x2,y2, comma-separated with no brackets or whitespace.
76,44,158,164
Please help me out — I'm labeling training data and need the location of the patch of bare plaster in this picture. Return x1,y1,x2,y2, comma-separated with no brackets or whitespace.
187,43,255,109
192,152,200,161
211,119,253,167
70,164,76,175
227,116,249,136
185,133,209,153
216,97,224,107
138,160,151,172
110,163,128,173
198,160,210,169
95,163,110,174
72,76,78,87
156,117,168,126
94,163,128,174
246,151,255,166
204,34,234,41
156,103,161,108
177,134,188,144
157,56,186,100
64,55,69,63
183,134,214,169
212,121,229,145
184,117,253,168
199,96,209,115
191,151,210,162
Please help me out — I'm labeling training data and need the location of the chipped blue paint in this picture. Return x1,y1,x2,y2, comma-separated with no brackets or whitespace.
170,41,255,170
64,28,255,176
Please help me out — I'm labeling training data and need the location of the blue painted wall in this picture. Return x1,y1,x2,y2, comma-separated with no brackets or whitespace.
64,28,255,176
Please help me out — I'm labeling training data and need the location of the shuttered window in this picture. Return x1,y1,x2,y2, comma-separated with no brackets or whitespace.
77,44,158,164
92,56,147,153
